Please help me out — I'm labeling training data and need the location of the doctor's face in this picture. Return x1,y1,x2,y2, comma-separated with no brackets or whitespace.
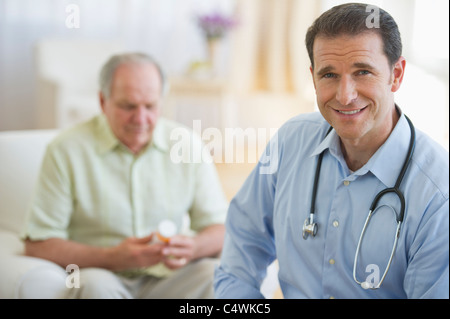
100,62,162,154
310,32,405,149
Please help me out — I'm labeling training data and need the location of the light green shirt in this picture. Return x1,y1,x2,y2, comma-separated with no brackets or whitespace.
21,114,228,277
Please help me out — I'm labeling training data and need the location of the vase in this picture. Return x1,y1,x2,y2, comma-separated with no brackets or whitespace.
206,38,220,76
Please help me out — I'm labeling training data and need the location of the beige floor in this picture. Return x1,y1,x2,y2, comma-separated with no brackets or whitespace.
215,161,284,299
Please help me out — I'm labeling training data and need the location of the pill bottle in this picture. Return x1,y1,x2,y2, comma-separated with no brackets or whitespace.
156,219,177,243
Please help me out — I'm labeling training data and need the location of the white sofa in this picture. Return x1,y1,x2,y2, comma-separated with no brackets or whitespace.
0,128,280,298
0,129,66,298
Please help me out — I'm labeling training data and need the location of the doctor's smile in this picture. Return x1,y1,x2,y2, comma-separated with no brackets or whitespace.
336,107,367,115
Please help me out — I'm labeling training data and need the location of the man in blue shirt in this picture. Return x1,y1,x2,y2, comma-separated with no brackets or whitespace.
214,3,449,299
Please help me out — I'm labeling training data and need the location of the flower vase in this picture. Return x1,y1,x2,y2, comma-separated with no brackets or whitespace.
206,38,220,76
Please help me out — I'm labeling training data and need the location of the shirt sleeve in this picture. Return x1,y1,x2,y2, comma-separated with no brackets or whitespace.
214,141,278,299
404,198,449,298
21,143,72,241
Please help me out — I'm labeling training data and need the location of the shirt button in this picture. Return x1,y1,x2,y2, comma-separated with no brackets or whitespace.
329,259,335,265
333,220,339,228
343,180,350,186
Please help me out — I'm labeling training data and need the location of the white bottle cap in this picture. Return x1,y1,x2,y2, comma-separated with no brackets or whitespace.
158,219,177,238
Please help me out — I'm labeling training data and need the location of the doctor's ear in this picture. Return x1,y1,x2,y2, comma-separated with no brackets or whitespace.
390,57,406,93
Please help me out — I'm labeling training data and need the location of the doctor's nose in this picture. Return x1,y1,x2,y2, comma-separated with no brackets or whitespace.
336,76,358,106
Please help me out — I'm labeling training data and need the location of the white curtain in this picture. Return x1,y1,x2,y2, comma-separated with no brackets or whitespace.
229,0,320,100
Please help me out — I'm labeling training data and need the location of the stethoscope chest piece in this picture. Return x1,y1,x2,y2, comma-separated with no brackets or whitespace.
302,214,318,239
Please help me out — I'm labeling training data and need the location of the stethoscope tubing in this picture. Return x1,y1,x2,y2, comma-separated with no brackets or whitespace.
353,209,402,289
353,115,415,289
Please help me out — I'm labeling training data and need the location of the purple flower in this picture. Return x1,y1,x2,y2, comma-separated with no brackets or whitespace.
197,12,237,39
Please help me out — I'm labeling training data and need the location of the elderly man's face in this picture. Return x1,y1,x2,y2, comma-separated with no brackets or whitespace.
100,63,162,154
310,32,405,150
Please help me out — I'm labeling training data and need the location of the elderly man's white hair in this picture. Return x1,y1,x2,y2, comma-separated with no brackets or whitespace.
99,52,168,98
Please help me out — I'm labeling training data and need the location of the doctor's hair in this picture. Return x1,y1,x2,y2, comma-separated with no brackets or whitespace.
305,2,402,69
99,52,167,98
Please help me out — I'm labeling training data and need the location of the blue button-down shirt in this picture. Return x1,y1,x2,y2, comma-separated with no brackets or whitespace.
214,111,449,299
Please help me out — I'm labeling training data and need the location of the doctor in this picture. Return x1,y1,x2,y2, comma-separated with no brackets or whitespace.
214,3,449,299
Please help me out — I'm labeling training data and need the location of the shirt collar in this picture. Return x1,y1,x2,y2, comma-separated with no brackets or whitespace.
311,127,340,158
365,112,413,187
310,109,414,187
96,114,120,154
96,114,169,155
151,118,169,152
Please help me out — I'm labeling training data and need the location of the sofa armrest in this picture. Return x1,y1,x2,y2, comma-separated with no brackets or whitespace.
0,231,25,255
0,231,68,299
0,253,67,298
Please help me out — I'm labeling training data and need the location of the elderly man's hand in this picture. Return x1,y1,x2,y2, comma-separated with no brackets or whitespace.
161,235,196,270
109,234,167,271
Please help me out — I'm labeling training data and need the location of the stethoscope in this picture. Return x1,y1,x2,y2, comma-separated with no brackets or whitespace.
302,115,416,289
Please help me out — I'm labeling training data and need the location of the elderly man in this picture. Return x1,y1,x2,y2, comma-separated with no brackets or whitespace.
21,52,228,298
214,3,449,299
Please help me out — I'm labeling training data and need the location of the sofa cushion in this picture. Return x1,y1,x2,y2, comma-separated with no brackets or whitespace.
0,130,58,234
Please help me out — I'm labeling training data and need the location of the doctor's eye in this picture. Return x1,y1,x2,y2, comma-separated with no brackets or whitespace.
357,70,371,76
322,73,337,79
